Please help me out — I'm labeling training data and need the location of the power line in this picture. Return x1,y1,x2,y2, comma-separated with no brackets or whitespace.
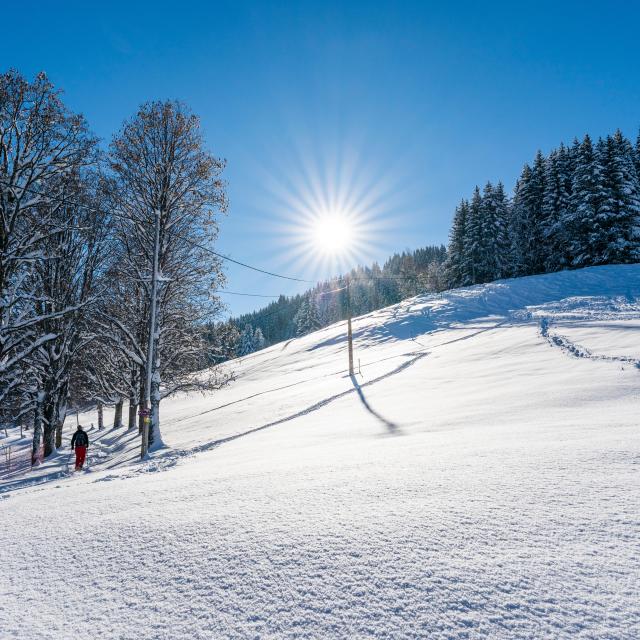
182,236,314,283
1,180,441,290
316,286,347,296
214,285,347,299
214,291,281,298
0,180,315,284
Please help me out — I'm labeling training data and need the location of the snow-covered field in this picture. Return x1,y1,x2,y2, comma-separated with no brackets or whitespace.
1,264,639,639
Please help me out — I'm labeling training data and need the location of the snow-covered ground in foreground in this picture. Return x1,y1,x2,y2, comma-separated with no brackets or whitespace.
1,264,640,639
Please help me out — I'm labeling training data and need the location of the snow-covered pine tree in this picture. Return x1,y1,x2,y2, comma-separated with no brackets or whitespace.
593,130,640,264
542,145,572,271
492,182,512,279
204,321,241,363
477,181,512,283
253,328,266,351
293,299,309,336
634,131,640,182
463,187,483,284
307,297,321,333
238,324,256,356
476,182,498,283
294,297,321,336
511,152,548,276
527,151,548,274
566,134,604,266
445,199,469,287
510,170,529,276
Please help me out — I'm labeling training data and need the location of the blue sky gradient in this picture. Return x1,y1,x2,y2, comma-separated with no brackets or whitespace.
2,1,639,315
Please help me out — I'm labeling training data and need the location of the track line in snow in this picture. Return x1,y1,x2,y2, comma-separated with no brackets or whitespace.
540,318,640,368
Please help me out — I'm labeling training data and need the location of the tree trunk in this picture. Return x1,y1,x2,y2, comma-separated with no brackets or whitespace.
138,370,145,434
148,373,164,451
113,399,123,428
55,418,63,450
32,401,43,465
97,401,104,430
42,394,56,458
128,368,138,430
128,396,136,430
54,391,66,450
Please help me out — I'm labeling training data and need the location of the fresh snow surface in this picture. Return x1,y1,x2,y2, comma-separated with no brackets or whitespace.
1,264,640,639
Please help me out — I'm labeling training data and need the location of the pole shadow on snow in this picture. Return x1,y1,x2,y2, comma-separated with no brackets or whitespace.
349,373,400,434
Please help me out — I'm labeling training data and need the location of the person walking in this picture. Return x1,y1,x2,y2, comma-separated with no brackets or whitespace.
71,425,89,471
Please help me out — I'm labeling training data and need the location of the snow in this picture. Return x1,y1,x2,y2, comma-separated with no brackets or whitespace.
1,264,640,639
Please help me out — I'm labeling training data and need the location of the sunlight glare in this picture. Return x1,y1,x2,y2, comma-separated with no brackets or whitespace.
312,213,353,255
253,134,409,280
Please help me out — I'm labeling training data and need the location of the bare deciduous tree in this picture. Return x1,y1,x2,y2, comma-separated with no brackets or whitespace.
105,101,229,452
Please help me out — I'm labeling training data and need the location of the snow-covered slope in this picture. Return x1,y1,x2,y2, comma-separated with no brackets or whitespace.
2,264,640,639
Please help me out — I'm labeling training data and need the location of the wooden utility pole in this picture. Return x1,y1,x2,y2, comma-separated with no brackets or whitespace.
346,278,354,376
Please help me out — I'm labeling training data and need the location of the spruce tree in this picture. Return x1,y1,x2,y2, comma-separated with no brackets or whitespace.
594,131,640,263
305,298,321,334
510,165,533,276
253,327,266,351
238,324,256,356
477,182,497,283
542,145,572,270
492,181,512,278
445,199,469,287
566,134,601,266
294,298,321,336
526,150,548,274
463,186,483,284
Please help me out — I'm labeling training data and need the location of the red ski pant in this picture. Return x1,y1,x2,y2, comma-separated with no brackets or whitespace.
75,446,87,469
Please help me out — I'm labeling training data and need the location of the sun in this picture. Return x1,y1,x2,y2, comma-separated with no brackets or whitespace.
253,134,404,280
312,213,353,255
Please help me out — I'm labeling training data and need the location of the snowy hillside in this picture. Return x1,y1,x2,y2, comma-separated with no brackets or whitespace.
2,264,640,639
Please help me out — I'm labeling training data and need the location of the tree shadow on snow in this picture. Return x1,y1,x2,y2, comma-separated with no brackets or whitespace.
91,351,430,483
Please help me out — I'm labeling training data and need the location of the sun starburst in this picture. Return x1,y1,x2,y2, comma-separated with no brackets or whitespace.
250,135,405,281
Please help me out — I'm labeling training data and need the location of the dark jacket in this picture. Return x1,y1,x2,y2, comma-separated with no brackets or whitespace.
71,429,89,448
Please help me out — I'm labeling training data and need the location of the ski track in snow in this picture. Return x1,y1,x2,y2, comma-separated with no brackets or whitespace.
1,264,640,639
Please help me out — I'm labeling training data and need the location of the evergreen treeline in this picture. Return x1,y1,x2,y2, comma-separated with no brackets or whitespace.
222,128,640,357
446,130,640,286
217,245,447,354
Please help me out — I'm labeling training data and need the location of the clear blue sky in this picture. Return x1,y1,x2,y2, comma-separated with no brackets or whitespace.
2,1,639,316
